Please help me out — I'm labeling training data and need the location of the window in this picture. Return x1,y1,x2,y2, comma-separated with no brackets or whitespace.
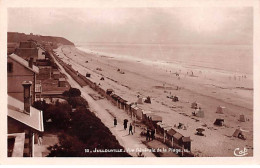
7,62,13,73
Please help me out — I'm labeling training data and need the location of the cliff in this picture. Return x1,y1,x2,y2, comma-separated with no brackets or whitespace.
8,32,74,48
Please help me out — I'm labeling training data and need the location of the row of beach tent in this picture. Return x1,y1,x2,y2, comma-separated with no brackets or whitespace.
191,101,249,139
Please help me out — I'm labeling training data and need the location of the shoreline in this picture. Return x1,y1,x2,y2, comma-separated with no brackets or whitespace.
76,45,253,76
54,45,253,157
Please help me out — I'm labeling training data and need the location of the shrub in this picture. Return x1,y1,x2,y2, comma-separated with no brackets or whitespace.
68,96,88,108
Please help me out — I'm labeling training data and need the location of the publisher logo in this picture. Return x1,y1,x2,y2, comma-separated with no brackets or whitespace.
234,147,248,157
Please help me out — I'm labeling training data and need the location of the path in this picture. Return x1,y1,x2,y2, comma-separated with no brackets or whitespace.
51,52,156,157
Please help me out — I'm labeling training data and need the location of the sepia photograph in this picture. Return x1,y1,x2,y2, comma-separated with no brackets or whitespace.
1,0,260,165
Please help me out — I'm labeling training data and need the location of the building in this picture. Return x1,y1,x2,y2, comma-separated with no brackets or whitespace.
14,40,46,62
58,78,66,87
52,71,60,80
8,54,39,103
37,45,46,60
15,41,38,62
8,89,44,157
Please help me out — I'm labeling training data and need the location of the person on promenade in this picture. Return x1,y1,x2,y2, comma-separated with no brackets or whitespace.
151,129,155,140
129,123,133,135
123,119,128,130
38,135,43,145
114,117,117,127
146,128,151,141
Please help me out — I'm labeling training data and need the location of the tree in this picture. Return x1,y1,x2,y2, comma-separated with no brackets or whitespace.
47,134,86,157
63,88,81,97
44,102,72,129
68,96,88,108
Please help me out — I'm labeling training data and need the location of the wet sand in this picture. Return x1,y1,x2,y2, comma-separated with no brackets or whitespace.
54,45,253,157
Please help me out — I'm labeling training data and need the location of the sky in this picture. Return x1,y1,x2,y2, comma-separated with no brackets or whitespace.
8,7,253,45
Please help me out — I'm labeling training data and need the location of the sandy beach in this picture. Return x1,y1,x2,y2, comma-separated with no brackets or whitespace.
54,45,253,157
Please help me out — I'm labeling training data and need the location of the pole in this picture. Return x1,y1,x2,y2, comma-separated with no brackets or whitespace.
164,131,166,143
134,115,136,133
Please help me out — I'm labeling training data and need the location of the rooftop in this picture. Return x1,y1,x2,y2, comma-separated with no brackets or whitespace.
8,53,39,74
8,96,44,132
58,78,66,81
173,132,183,140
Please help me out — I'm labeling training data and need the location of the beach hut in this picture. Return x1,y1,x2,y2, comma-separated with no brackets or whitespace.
181,137,191,151
173,132,184,145
232,128,246,140
214,118,224,126
142,110,153,121
157,123,171,134
166,128,177,140
134,107,143,119
119,98,126,110
191,102,198,109
106,89,114,95
146,113,162,123
137,97,143,104
216,106,226,114
86,73,91,77
239,114,246,122
125,101,132,113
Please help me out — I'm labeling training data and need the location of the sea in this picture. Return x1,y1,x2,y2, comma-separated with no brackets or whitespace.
76,43,253,75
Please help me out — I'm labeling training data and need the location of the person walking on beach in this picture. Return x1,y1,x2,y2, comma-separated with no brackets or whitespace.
114,117,117,127
129,123,133,135
146,128,151,141
123,119,128,130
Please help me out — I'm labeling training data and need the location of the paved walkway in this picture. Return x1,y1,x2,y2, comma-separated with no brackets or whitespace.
52,53,155,157
52,51,179,157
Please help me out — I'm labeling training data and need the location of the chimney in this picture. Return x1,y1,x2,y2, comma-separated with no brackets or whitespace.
29,57,33,68
22,81,32,114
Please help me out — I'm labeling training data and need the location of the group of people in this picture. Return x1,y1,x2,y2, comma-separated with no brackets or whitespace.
146,128,155,141
114,117,134,135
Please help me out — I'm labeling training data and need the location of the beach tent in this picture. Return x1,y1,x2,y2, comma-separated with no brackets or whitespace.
137,98,143,104
232,128,246,140
196,127,205,136
239,115,246,122
214,119,224,126
172,96,179,102
191,102,198,109
144,96,151,103
195,109,204,118
216,106,226,114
